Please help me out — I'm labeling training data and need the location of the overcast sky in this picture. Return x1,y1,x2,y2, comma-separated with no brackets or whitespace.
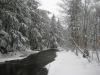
39,0,61,17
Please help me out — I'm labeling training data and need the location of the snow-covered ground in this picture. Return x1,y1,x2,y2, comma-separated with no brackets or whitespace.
0,49,39,62
46,51,100,75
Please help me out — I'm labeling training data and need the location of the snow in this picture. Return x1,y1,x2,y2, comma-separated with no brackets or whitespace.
0,51,26,62
0,30,9,36
0,49,39,62
46,51,100,75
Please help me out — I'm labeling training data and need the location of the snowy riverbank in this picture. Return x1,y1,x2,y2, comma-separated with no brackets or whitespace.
46,50,100,75
0,49,39,62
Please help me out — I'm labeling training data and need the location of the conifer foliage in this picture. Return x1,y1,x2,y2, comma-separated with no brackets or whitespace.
0,0,64,54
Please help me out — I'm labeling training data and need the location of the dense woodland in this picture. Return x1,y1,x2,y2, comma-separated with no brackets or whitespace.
0,0,66,54
0,0,100,61
0,0,100,75
59,0,100,59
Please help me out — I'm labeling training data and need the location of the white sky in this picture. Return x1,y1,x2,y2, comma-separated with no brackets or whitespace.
39,0,61,17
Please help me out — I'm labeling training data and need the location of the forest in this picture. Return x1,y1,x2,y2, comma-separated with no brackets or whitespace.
59,0,100,61
0,0,66,54
0,0,100,75
0,0,100,61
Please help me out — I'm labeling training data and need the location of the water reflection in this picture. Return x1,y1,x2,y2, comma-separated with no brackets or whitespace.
0,49,58,75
